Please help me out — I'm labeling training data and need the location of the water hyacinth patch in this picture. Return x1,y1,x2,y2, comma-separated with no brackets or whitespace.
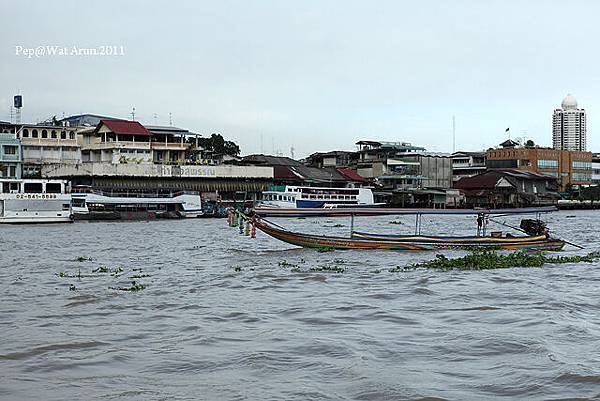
390,249,600,272
110,281,146,292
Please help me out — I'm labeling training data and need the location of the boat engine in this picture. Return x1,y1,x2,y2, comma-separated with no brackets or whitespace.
520,219,548,236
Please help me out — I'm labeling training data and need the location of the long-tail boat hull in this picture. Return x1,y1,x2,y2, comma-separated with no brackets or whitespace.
253,220,565,251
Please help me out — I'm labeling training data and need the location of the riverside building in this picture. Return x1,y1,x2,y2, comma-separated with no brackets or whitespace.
486,140,592,191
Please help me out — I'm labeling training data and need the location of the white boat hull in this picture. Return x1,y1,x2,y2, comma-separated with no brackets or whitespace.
0,214,72,224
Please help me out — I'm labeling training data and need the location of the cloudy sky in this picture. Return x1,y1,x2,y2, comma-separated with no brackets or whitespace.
1,0,599,157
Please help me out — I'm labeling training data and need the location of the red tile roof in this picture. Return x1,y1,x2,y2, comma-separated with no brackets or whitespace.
336,168,367,183
98,119,150,136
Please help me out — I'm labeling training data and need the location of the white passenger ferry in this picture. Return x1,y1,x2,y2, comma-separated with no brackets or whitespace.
259,185,379,208
71,187,203,220
0,179,72,223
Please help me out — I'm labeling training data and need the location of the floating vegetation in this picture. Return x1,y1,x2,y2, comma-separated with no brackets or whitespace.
290,267,302,273
57,269,83,279
333,258,346,264
388,265,416,273
388,220,403,225
326,224,345,228
58,263,150,294
310,265,345,273
75,256,93,262
110,280,146,292
92,266,123,275
278,260,297,268
389,250,600,272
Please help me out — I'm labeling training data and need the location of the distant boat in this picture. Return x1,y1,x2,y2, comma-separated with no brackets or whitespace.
245,207,566,251
259,185,381,209
71,187,203,220
0,179,72,224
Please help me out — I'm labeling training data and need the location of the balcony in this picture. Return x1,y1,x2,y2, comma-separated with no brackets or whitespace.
150,142,189,150
23,157,81,164
21,138,79,147
82,141,151,150
1,154,20,162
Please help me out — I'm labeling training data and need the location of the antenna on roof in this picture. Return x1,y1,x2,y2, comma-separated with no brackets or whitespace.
169,112,172,126
153,113,158,124
290,146,295,159
131,106,136,121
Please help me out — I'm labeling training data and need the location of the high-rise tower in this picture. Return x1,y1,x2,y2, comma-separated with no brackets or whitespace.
552,94,586,151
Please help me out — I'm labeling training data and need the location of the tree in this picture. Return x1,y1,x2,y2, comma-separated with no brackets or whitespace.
188,133,240,157
525,139,535,148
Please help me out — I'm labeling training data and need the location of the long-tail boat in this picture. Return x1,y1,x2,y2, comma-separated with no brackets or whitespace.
245,207,567,251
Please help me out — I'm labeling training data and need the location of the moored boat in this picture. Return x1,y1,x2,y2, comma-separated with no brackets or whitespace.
259,185,381,209
0,179,72,223
71,187,203,220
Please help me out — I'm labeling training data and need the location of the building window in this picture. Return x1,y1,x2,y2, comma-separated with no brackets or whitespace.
573,161,592,170
537,159,558,168
573,172,592,181
51,130,57,139
32,129,38,138
61,131,67,139
69,132,75,140
22,129,29,137
3,145,17,155
42,129,48,138
487,160,518,168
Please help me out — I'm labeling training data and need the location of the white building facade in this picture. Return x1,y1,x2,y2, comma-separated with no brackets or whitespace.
552,94,586,151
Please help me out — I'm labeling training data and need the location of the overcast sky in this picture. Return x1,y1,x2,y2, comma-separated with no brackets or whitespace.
1,0,599,157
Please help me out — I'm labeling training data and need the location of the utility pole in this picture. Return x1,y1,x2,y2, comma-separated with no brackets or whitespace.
131,106,136,121
452,115,456,153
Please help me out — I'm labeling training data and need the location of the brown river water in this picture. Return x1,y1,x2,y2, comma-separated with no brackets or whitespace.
1,210,600,400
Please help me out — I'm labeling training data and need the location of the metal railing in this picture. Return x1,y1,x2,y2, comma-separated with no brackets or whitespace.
72,188,199,198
